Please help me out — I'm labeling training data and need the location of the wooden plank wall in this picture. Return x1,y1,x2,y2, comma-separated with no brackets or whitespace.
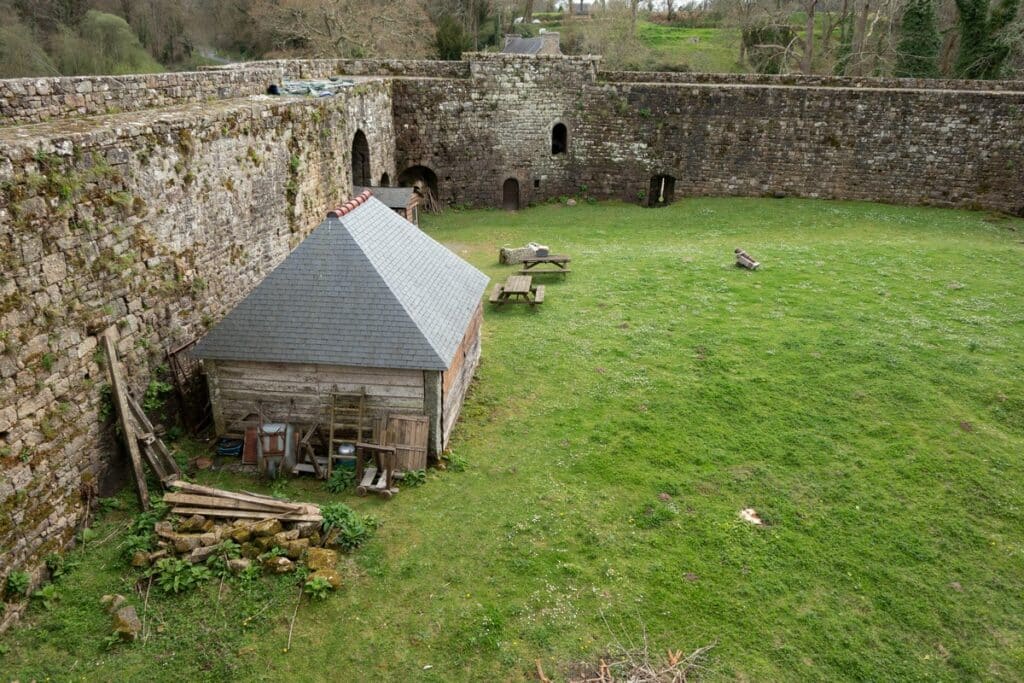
207,359,425,434
441,303,483,449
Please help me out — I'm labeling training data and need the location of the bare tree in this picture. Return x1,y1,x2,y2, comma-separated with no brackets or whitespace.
802,0,818,72
252,0,433,57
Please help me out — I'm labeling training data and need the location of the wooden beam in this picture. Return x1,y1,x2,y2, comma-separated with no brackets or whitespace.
102,332,150,510
169,507,322,523
163,492,293,513
127,392,182,483
168,480,306,512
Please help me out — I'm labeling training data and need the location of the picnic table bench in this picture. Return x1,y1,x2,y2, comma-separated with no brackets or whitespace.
518,254,571,277
489,275,545,306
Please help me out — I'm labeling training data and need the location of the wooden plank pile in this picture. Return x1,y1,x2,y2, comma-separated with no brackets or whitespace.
102,332,182,508
165,480,322,523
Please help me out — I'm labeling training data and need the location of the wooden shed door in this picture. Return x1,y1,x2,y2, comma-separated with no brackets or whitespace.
386,414,429,471
502,178,520,211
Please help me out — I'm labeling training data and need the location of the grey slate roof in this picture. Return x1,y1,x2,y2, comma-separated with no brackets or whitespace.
354,186,416,210
193,196,488,370
502,37,545,54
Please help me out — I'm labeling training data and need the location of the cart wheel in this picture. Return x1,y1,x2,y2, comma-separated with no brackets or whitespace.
356,486,367,497
382,490,394,500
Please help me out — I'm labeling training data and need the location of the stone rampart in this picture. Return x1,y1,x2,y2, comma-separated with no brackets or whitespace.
0,82,394,611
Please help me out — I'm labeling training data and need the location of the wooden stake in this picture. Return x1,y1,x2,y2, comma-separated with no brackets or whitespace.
102,332,150,509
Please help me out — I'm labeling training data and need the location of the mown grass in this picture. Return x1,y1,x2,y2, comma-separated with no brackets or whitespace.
3,198,1024,681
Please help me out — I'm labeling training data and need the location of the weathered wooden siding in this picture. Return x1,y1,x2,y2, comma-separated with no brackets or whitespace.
441,303,483,449
206,359,425,434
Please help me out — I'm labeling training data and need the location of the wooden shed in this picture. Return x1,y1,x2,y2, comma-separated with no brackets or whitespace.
193,191,488,459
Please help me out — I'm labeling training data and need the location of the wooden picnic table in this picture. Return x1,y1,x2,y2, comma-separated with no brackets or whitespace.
518,254,571,277
489,275,545,306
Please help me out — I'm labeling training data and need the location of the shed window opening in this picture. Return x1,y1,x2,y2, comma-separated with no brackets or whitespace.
551,123,567,155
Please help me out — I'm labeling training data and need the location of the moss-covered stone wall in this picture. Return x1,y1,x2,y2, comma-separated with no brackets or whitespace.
0,82,394,608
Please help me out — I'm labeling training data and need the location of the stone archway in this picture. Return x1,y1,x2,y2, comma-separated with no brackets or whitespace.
398,165,440,210
551,123,568,155
502,178,520,211
351,130,371,188
648,174,676,207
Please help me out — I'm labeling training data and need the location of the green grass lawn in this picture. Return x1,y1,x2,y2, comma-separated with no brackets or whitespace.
3,198,1024,681
638,21,742,73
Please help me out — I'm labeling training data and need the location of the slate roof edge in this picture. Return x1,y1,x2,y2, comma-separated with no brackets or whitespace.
338,201,456,369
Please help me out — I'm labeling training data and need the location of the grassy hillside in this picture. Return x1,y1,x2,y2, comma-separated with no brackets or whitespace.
638,21,742,72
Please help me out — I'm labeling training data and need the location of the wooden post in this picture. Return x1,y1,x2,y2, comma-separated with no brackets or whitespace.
422,370,443,461
102,332,150,509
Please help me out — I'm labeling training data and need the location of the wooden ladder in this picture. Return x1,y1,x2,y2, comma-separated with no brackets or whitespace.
327,390,372,479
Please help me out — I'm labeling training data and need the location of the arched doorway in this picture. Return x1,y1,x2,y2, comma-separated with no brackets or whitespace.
551,123,567,155
398,165,439,210
648,174,675,207
351,130,370,187
379,172,390,187
502,178,520,211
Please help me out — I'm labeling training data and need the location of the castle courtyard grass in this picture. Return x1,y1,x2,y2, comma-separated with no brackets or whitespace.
3,198,1024,681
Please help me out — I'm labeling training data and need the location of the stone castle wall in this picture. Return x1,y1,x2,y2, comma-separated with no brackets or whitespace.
0,82,394,607
2,53,1024,603
599,70,1024,91
575,82,1024,212
392,55,601,207
0,66,286,125
391,54,1024,215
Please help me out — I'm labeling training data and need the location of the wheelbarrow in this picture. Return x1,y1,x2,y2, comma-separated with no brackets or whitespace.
256,422,297,479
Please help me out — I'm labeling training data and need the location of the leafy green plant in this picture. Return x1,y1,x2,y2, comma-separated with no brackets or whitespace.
98,384,114,421
401,469,427,487
143,378,174,412
206,541,242,579
98,497,122,514
238,564,262,584
45,553,71,580
304,576,333,600
326,467,355,493
101,632,123,651
258,546,286,562
445,453,468,472
122,533,155,560
5,570,30,599
122,500,167,561
150,557,210,594
321,503,377,551
31,583,60,610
